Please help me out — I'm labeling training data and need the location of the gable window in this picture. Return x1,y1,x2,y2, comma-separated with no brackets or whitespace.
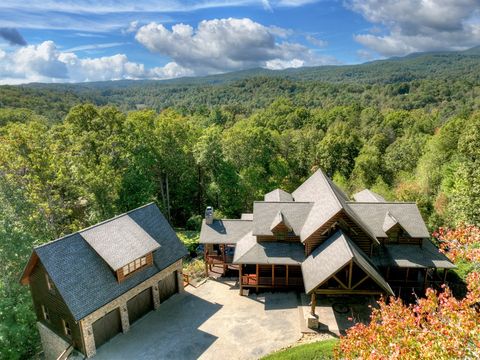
41,305,50,322
121,255,149,279
62,319,72,338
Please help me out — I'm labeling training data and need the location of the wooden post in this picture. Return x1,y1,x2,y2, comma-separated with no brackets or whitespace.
405,268,410,284
256,264,259,292
221,244,227,274
272,265,275,288
348,261,353,289
310,292,317,316
239,264,243,295
286,265,289,287
443,268,448,283
205,249,209,278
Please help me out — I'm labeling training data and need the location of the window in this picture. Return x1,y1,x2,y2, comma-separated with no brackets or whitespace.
121,255,150,278
41,305,50,322
45,273,55,293
62,320,72,338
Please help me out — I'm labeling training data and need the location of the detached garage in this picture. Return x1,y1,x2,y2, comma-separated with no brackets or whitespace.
92,309,122,348
127,287,154,324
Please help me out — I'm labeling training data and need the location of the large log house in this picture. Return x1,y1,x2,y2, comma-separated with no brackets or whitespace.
200,169,455,315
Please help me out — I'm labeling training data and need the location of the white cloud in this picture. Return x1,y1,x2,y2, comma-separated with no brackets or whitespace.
306,35,328,48
63,42,126,52
0,40,192,84
348,0,480,56
135,18,336,75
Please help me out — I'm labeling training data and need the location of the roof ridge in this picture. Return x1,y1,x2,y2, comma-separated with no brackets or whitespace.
337,230,354,258
320,170,343,209
254,201,313,204
214,219,253,222
347,201,417,204
35,202,157,250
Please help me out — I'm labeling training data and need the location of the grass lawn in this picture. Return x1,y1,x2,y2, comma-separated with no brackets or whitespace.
261,339,339,360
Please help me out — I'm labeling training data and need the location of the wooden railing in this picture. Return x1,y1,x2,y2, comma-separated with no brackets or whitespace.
205,254,234,265
183,273,190,287
241,275,303,287
56,344,73,360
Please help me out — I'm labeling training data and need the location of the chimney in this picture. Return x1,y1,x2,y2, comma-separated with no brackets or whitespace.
205,206,214,225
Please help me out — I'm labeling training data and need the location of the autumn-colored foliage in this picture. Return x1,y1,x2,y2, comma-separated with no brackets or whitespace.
338,225,480,359
337,272,480,359
433,224,480,265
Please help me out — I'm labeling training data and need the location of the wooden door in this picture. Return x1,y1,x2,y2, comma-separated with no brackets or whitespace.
127,287,153,325
92,308,122,349
158,271,178,303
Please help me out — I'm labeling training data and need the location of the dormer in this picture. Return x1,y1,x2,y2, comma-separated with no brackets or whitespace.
270,210,293,235
81,215,160,282
383,211,407,243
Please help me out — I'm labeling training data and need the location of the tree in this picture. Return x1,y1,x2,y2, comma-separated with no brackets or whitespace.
337,272,480,359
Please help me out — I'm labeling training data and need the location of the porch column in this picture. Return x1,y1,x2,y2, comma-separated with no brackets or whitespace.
256,264,259,292
310,292,317,316
423,268,429,290
286,265,289,287
204,248,209,278
272,265,275,288
221,244,227,274
239,264,243,295
443,268,448,283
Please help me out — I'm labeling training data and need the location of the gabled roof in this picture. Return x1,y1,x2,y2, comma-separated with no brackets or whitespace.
382,211,400,233
252,201,313,236
353,189,386,203
264,189,293,202
301,230,393,295
199,219,252,244
21,203,187,321
347,202,430,238
81,215,160,271
233,232,305,265
270,211,293,232
292,170,378,243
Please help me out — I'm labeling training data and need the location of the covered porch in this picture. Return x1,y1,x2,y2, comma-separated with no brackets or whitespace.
204,243,238,276
239,264,304,293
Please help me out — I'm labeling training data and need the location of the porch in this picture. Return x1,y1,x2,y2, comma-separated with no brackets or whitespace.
204,244,238,276
239,264,304,293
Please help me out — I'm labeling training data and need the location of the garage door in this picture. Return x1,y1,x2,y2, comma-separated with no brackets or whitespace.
127,287,153,325
92,308,122,349
159,271,178,303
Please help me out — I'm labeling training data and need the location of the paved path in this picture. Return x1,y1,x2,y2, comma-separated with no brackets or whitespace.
94,280,302,360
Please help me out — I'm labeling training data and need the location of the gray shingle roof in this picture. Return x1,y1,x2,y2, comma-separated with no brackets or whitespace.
81,215,160,271
347,202,430,238
241,213,254,220
252,201,313,236
264,189,293,202
293,170,378,243
382,211,399,233
199,219,252,244
353,189,386,202
373,240,455,269
33,203,187,321
301,230,393,295
233,232,305,265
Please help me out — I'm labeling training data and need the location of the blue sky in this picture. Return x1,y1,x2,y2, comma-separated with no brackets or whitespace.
0,0,479,84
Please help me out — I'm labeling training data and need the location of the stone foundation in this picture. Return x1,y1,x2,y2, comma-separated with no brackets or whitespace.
79,259,183,358
37,322,70,360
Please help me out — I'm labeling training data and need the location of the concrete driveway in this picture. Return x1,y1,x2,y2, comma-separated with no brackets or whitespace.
94,280,302,360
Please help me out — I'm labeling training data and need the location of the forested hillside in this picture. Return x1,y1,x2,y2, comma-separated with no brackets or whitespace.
1,49,480,359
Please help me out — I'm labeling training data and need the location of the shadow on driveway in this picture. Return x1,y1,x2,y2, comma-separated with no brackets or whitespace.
93,292,222,360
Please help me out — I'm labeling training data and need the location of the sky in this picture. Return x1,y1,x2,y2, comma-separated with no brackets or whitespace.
0,0,479,84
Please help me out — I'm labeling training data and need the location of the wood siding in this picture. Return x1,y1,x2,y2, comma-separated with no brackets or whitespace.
256,234,301,242
304,210,374,256
116,252,154,282
29,261,84,354
158,271,178,302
